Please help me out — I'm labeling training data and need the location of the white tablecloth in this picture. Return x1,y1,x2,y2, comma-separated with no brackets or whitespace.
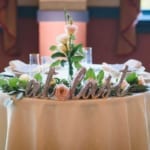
0,92,150,150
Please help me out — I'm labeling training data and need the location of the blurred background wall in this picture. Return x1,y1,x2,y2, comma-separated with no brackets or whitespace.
0,0,150,71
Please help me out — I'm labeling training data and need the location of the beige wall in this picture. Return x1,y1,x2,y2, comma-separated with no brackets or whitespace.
17,0,119,7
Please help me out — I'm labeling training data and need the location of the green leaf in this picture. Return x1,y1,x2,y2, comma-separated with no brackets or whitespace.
8,91,17,95
60,60,67,67
74,62,82,70
34,73,43,83
60,79,70,87
70,34,75,40
18,88,26,92
78,47,84,55
84,68,96,80
97,70,104,85
8,78,19,89
53,77,61,84
49,45,57,51
51,52,66,58
0,78,8,87
70,44,82,57
126,72,138,85
16,92,24,100
19,80,28,89
128,84,148,93
71,56,84,62
51,60,61,67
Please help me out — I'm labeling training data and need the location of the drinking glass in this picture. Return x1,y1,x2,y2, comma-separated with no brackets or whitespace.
41,56,51,73
29,53,40,75
82,47,93,64
41,56,51,65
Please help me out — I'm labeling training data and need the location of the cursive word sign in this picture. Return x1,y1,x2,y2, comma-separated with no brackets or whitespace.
25,66,129,100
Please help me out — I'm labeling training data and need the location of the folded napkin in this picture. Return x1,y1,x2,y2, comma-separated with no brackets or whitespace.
9,60,28,71
101,62,120,78
102,59,145,73
124,59,145,72
101,59,146,83
8,60,41,75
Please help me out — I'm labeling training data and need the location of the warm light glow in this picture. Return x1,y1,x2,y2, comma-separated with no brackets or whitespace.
39,22,87,56
141,0,150,10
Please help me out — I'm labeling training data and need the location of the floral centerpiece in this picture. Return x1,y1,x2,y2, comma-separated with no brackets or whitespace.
49,11,84,81
0,64,149,101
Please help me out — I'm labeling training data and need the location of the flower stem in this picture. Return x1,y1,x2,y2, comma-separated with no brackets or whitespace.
68,58,73,81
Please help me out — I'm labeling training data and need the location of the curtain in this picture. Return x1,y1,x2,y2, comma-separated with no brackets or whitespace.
0,0,17,55
117,0,140,55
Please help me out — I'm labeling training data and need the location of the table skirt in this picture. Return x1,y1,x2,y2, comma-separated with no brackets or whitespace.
0,92,150,150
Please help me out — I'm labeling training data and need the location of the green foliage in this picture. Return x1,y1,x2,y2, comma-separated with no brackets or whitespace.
0,78,7,87
51,52,66,58
0,77,28,99
49,45,57,51
19,80,28,89
70,44,82,57
34,73,43,83
84,68,96,80
128,84,148,93
126,72,138,85
70,34,75,40
97,70,104,86
71,56,84,62
74,62,82,70
16,92,24,100
60,79,70,87
60,60,67,67
84,68,104,86
51,60,61,67
8,78,20,91
51,78,70,87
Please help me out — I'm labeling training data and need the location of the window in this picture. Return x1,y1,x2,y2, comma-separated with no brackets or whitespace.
137,0,150,33
139,0,150,20
141,0,150,10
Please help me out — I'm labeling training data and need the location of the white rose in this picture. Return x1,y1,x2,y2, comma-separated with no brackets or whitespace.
19,74,31,81
65,24,78,35
56,34,69,44
57,43,67,52
138,76,146,85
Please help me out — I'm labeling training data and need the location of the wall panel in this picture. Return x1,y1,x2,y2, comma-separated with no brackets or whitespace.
87,0,119,7
17,0,38,6
39,0,87,10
